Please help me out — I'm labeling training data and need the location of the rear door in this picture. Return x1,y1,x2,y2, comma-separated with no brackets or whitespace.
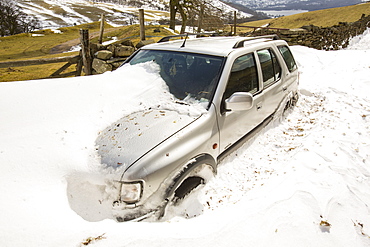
256,47,285,117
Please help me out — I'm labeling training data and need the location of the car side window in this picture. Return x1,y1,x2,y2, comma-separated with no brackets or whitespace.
224,53,258,99
278,45,297,72
257,49,281,89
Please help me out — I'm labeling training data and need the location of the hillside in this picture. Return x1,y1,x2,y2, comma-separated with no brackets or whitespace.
16,0,168,29
221,1,270,21
16,0,252,30
242,2,370,29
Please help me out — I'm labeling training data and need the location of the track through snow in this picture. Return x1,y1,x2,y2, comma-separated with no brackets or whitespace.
201,46,370,214
1,31,370,246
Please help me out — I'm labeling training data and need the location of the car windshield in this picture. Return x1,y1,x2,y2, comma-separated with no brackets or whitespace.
128,49,224,104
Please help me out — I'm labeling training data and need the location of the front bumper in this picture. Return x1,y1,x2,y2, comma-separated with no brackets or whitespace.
113,200,167,222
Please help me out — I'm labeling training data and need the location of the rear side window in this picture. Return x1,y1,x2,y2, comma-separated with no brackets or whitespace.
224,53,259,99
257,49,281,89
278,46,297,72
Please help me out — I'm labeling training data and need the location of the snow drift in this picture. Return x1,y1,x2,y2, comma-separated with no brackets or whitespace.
1,29,370,246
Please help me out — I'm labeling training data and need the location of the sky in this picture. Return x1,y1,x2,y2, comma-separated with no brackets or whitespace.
0,29,370,246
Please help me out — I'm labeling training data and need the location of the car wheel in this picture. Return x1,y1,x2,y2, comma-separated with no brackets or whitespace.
174,176,205,202
158,160,215,220
284,91,299,113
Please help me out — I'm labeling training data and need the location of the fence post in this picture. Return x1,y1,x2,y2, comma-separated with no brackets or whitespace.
139,9,146,41
99,13,105,44
76,57,83,76
79,29,92,75
233,11,237,36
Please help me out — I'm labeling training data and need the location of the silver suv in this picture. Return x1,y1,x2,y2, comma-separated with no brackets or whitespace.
100,34,299,221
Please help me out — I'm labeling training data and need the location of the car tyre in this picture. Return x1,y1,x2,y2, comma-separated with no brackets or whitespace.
158,160,215,220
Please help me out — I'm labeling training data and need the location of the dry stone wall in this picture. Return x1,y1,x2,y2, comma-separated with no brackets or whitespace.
247,14,370,50
89,39,155,74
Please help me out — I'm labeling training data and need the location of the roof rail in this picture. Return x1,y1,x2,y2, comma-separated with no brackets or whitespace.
157,32,219,43
233,35,280,48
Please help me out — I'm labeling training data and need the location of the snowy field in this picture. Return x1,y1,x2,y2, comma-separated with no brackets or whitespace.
1,29,370,246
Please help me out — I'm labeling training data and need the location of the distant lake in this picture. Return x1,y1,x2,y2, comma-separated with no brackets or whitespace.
257,9,309,17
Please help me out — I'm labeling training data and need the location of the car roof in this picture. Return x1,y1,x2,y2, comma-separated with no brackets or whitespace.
141,35,282,57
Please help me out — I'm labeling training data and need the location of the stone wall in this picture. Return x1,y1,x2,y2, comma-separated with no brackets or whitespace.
246,14,370,50
89,39,155,74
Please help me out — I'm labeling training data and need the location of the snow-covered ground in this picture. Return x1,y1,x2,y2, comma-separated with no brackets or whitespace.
1,29,370,246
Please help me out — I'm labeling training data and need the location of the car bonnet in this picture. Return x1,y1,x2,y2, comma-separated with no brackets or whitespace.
95,109,198,170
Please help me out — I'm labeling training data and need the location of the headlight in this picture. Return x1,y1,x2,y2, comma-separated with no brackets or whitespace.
120,182,143,204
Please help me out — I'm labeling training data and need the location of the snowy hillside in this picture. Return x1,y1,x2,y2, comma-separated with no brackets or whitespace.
16,0,252,30
0,29,370,246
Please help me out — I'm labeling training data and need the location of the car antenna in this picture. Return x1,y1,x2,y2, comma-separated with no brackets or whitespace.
180,33,189,48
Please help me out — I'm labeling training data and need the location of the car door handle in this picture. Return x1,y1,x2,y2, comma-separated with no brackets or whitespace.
282,85,287,91
256,103,262,110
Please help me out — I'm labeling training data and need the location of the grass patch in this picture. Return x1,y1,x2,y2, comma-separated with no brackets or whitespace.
0,22,111,62
0,60,78,82
91,24,175,44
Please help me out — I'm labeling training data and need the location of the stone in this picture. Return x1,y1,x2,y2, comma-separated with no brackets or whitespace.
106,44,115,53
111,61,125,68
121,40,134,47
92,58,113,74
95,50,113,60
301,25,312,32
90,43,107,55
115,45,135,57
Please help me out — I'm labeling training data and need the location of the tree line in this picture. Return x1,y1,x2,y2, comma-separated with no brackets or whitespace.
0,0,41,37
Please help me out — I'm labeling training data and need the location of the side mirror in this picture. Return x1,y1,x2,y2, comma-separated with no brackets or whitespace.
225,92,254,111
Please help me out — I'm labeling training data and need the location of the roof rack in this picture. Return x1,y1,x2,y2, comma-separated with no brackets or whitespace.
157,32,219,43
233,35,280,48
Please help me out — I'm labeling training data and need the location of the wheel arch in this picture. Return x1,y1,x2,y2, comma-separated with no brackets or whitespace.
164,153,217,201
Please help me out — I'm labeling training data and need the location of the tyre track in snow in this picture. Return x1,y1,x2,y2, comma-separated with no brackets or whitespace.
168,88,329,220
199,89,327,215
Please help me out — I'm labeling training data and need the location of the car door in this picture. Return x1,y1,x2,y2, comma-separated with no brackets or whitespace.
256,48,285,117
218,52,265,152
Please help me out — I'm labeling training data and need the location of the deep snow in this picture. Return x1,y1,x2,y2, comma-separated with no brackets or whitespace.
1,29,370,246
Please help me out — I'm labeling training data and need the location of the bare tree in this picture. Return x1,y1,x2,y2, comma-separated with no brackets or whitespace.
169,0,195,33
193,0,225,32
169,0,227,33
0,0,41,37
